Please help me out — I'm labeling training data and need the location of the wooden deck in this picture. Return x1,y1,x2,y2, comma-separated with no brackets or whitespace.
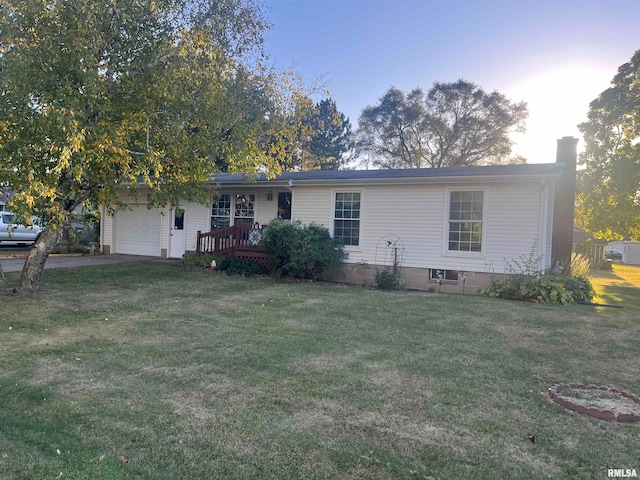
196,223,269,267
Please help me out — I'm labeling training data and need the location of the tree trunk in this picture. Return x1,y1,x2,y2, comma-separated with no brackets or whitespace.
18,226,60,293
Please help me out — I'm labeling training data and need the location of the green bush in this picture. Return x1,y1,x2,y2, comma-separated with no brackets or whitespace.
217,257,267,277
374,268,399,290
478,272,595,305
559,274,595,302
183,252,217,267
479,241,595,305
261,219,345,280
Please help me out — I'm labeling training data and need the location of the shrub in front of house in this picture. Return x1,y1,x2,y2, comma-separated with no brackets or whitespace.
479,243,595,305
261,219,345,280
182,252,217,267
216,257,267,277
478,273,594,305
374,267,399,290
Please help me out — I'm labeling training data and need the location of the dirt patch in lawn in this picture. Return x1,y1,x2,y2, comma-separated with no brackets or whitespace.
501,442,562,477
205,290,281,309
163,378,265,457
292,399,446,457
367,369,434,411
292,396,562,476
343,465,393,480
114,331,178,347
29,358,76,387
301,298,323,307
78,290,150,310
29,358,108,399
164,377,255,423
142,364,207,379
60,377,108,399
296,353,360,374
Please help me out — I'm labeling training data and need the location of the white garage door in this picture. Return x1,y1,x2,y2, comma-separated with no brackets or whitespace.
114,205,162,256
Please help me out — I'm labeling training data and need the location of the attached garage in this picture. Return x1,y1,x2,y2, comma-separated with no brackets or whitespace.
113,205,162,256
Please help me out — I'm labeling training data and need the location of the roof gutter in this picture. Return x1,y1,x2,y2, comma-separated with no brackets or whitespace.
209,172,561,188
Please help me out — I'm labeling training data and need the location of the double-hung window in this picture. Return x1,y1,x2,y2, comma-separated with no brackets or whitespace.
333,192,361,246
211,193,255,230
234,194,255,224
211,194,231,230
448,191,484,253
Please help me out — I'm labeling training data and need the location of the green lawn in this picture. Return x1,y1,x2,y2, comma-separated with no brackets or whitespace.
1,263,639,479
591,263,640,309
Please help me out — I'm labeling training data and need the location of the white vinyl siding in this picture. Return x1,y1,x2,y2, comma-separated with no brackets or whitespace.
101,206,113,251
291,182,545,274
291,187,332,227
482,184,543,273
106,180,549,270
184,202,211,252
159,208,170,252
255,190,278,224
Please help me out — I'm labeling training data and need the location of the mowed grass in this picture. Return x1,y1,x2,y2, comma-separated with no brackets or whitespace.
1,263,639,480
591,263,640,309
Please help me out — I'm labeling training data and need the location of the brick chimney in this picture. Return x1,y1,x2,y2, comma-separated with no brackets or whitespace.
551,136,578,271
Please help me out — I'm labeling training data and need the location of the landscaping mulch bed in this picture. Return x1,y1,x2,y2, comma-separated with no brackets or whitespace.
549,383,640,423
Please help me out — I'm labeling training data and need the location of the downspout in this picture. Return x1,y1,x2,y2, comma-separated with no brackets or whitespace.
538,181,547,267
538,181,551,270
286,179,294,220
99,205,106,254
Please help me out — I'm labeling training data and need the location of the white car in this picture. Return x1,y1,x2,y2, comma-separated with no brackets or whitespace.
0,211,42,244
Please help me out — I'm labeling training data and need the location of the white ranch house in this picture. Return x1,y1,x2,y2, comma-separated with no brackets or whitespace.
100,137,578,292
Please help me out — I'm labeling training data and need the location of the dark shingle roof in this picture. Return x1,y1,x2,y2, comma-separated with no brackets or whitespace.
212,163,562,185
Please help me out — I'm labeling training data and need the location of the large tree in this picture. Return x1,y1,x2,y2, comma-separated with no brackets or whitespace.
356,79,528,169
278,97,353,171
577,50,640,240
303,98,353,170
0,0,304,292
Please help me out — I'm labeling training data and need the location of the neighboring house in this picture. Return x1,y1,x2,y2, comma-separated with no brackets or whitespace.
100,137,578,292
607,240,640,265
573,226,607,264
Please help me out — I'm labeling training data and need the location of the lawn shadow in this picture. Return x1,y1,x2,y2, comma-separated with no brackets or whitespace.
595,285,640,310
591,270,632,285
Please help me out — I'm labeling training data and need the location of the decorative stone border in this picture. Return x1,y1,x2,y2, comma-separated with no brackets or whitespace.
548,383,640,423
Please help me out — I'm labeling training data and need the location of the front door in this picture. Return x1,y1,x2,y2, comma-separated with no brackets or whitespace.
169,208,186,258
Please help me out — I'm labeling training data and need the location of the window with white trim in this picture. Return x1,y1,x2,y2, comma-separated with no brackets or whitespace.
234,194,255,224
333,192,360,246
448,191,483,252
211,194,231,230
211,193,256,229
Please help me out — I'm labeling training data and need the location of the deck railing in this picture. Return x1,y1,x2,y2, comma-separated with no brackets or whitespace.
196,223,265,256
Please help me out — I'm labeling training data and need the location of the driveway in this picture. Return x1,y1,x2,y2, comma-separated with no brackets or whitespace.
0,254,163,273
